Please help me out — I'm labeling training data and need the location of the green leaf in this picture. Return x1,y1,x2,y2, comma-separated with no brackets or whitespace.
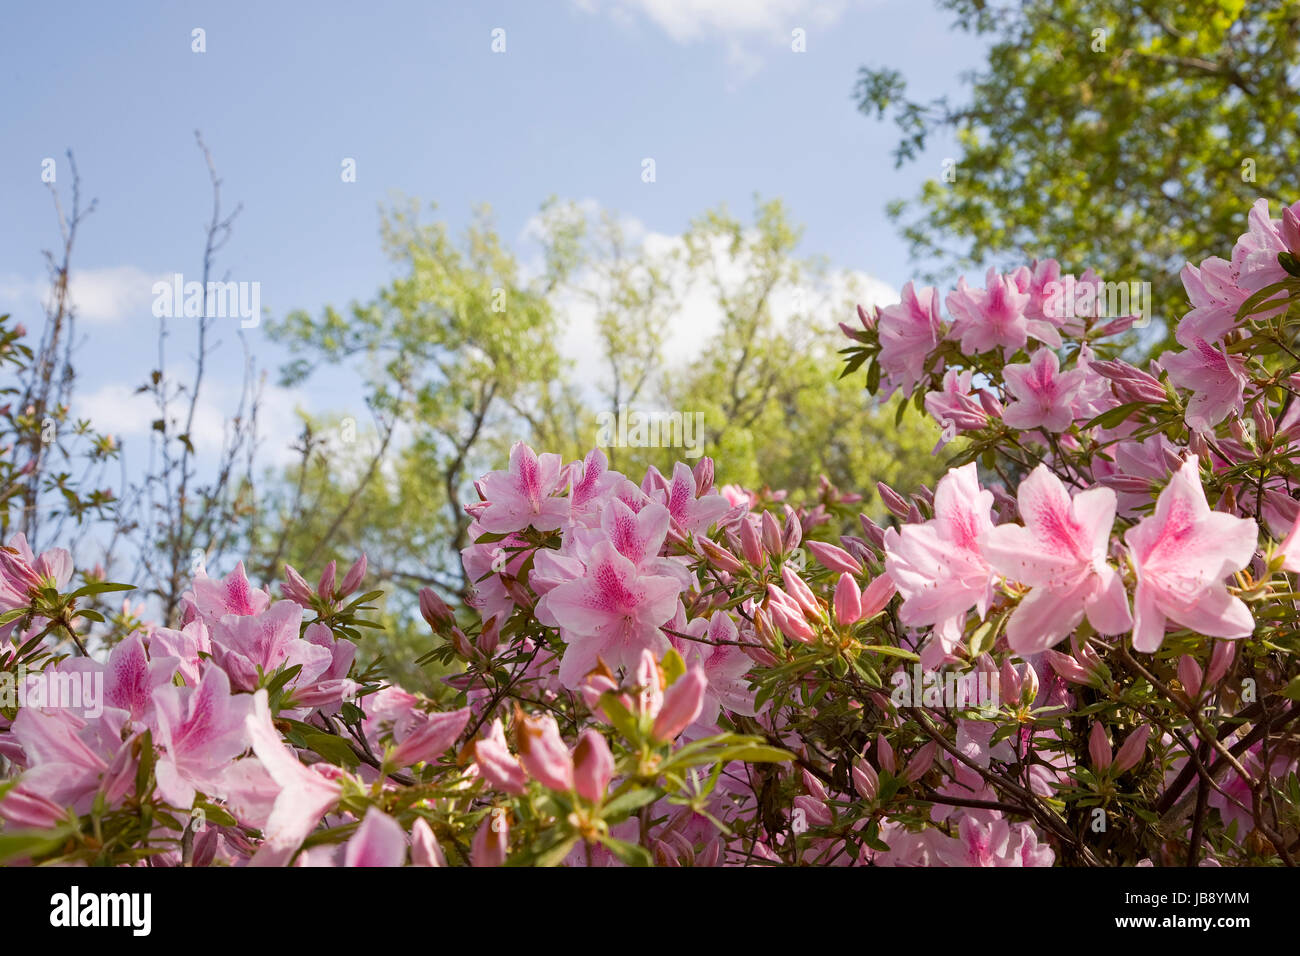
300,732,360,769
661,647,686,685
68,581,137,600
597,835,652,867
601,787,661,822
0,827,71,864
597,691,642,743
860,644,920,662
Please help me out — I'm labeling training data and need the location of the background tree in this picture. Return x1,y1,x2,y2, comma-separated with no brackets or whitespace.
856,0,1300,338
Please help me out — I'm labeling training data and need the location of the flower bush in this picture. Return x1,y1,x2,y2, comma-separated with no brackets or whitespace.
2,196,1300,867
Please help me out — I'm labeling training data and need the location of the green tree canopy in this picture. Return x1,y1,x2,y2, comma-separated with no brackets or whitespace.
857,0,1300,336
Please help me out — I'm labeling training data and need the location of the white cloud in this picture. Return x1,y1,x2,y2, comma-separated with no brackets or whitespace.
573,0,853,44
0,266,164,325
75,380,310,469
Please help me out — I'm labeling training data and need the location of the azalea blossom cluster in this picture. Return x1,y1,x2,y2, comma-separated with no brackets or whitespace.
2,196,1299,867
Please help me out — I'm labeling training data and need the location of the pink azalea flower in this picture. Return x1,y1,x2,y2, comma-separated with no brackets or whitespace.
979,465,1132,655
188,561,270,625
1177,257,1248,346
546,541,685,689
924,368,988,438
475,441,569,534
1001,348,1087,433
669,612,757,727
1233,197,1300,292
947,268,1060,356
653,462,731,537
153,665,252,809
876,281,943,397
566,448,620,527
102,632,178,726
1160,338,1248,432
1125,458,1258,652
209,600,332,692
245,690,342,867
883,464,996,665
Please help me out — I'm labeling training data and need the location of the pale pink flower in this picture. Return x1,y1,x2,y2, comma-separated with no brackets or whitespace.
245,690,342,867
948,268,1060,356
475,441,569,534
883,464,996,665
153,666,251,809
546,541,684,688
1001,348,1087,433
979,465,1131,655
1161,338,1248,432
1125,458,1258,653
876,281,943,396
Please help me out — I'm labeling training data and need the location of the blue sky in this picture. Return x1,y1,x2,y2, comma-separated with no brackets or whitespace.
1,0,987,466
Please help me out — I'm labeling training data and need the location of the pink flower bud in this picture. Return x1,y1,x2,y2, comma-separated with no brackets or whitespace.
450,627,474,659
1178,655,1203,701
281,563,314,606
876,482,909,519
1206,640,1237,687
474,720,528,795
693,456,714,494
1088,722,1112,771
859,574,897,618
857,303,876,330
471,810,509,867
1112,725,1151,774
833,572,863,627
794,794,833,828
1000,660,1023,703
699,537,744,574
516,713,575,792
876,734,896,774
739,517,765,565
652,666,707,741
858,513,887,550
390,707,471,768
339,553,367,597
761,511,785,557
418,587,455,631
766,586,816,643
806,540,862,575
784,510,803,552
573,730,615,802
1252,402,1275,446
852,759,879,801
478,616,502,657
318,561,337,603
903,741,938,783
1020,659,1041,704
780,564,820,618
1043,649,1094,687
411,817,447,867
